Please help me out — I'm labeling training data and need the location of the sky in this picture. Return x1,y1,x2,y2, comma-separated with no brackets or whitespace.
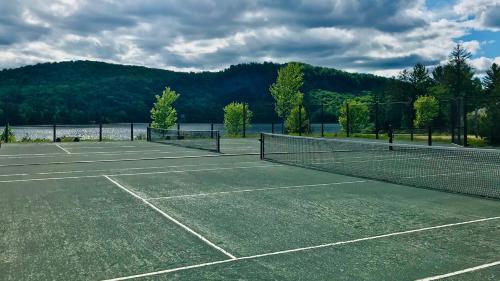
0,0,500,76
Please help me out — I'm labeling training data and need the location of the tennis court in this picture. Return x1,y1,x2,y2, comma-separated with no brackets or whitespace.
0,135,499,280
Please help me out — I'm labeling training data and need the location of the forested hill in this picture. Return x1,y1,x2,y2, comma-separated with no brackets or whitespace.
0,61,391,124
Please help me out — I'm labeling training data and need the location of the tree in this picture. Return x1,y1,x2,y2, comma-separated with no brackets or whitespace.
223,102,253,136
269,62,304,119
150,87,179,129
449,44,473,142
1,125,15,142
414,96,439,128
339,100,370,133
482,63,500,144
285,105,309,134
395,64,433,129
409,64,433,96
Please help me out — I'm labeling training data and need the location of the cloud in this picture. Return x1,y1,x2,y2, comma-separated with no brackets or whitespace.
454,0,500,30
470,56,500,73
0,0,498,76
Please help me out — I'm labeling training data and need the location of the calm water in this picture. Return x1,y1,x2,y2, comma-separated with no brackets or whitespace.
9,123,340,141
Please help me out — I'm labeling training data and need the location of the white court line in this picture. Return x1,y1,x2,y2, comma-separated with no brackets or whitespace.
0,161,263,178
64,145,137,149
55,144,71,154
415,260,500,281
0,164,281,183
102,216,500,281
114,164,281,177
147,180,367,200
103,175,236,260
0,153,259,167
0,146,141,157
0,149,199,159
0,173,28,177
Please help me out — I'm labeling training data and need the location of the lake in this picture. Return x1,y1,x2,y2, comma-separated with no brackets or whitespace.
8,123,340,141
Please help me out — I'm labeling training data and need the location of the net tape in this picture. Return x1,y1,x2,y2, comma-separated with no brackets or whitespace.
261,133,500,199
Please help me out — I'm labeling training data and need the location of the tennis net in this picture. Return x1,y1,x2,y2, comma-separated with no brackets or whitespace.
260,133,500,199
148,127,220,152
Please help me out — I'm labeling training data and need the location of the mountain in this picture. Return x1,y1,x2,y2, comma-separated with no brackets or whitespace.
0,61,391,125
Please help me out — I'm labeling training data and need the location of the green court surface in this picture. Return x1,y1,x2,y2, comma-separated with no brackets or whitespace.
0,139,499,280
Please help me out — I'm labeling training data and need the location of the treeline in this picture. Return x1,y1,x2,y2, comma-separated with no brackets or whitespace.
340,44,500,144
0,61,389,125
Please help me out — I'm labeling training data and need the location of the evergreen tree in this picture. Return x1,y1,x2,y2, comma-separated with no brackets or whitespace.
483,63,500,144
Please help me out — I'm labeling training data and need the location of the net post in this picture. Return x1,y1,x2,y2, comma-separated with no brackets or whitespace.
130,123,134,141
242,103,246,138
99,123,103,142
321,103,324,137
463,96,468,147
260,133,264,160
53,124,56,142
428,125,432,146
346,103,350,137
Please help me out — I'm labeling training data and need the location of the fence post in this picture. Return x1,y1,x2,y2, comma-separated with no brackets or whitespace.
4,123,9,143
272,122,275,134
375,101,379,139
346,103,350,137
53,124,56,142
216,131,221,153
147,127,151,141
211,123,214,138
457,98,462,144
98,123,102,142
321,103,324,137
298,104,302,136
242,103,246,138
463,97,468,147
130,123,134,141
388,124,393,151
260,133,264,160
428,126,432,146
177,122,180,138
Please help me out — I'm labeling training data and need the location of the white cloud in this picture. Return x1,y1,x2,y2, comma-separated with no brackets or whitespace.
454,0,500,30
0,0,498,76
470,56,500,73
